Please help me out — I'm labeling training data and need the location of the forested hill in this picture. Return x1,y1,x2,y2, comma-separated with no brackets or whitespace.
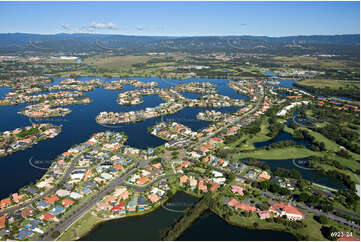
0,33,359,56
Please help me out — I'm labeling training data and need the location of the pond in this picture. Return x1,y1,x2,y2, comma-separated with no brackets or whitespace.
178,211,297,241
253,130,310,148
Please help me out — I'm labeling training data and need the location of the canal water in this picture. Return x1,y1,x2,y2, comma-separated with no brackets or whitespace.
0,77,245,199
0,76,348,198
178,212,297,241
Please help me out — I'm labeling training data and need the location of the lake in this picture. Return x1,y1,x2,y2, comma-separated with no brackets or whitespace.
253,130,310,148
82,192,296,241
178,211,297,241
0,77,246,199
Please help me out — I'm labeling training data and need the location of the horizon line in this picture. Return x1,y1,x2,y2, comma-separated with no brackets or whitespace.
1,32,360,38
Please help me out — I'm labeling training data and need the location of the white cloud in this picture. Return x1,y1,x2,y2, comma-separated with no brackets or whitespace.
107,22,118,30
136,26,146,31
88,22,118,30
61,24,71,30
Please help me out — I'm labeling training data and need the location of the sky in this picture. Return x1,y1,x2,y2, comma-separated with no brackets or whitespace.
0,1,359,36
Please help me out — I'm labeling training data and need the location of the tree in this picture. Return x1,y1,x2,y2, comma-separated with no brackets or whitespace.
314,215,329,225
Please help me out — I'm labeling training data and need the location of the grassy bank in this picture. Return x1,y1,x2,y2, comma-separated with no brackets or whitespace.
233,146,316,160
57,212,101,241
296,79,359,89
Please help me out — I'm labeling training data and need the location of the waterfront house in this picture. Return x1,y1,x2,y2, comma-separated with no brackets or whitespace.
25,187,39,195
189,177,197,190
148,194,160,203
258,171,271,181
0,198,11,209
198,180,207,192
257,211,271,219
111,201,126,214
227,198,256,212
179,175,188,186
268,203,304,220
138,194,149,210
127,196,138,212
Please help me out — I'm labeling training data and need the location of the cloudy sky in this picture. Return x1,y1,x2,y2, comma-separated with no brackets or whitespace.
0,1,359,36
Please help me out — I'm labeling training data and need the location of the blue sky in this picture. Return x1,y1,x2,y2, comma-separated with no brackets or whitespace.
0,1,359,36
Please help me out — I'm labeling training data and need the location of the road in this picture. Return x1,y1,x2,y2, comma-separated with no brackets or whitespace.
0,150,84,216
187,82,264,152
41,166,137,241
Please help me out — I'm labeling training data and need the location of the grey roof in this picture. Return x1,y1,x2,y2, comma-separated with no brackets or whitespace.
83,181,97,189
36,200,50,208
25,187,39,195
29,219,41,229
15,229,34,240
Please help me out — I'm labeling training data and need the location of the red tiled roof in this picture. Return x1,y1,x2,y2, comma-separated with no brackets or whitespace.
270,203,304,218
112,201,125,211
0,214,6,229
114,164,123,170
62,198,75,207
42,212,55,221
0,198,11,208
44,195,58,204
137,177,150,184
21,207,33,218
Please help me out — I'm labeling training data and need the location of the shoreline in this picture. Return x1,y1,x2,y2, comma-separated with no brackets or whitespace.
59,190,304,241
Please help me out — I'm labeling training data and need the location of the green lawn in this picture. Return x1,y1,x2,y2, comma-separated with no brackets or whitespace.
227,119,272,151
233,147,316,160
285,126,360,171
57,212,100,241
83,55,151,72
296,79,359,90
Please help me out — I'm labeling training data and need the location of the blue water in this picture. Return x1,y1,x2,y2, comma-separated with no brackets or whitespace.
253,131,310,148
180,92,203,99
264,71,279,77
178,212,296,241
264,79,296,89
0,76,348,199
0,77,246,199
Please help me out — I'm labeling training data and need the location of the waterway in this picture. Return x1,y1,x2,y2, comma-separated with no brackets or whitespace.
0,76,348,198
0,77,245,199
82,192,296,241
178,212,297,241
253,130,310,148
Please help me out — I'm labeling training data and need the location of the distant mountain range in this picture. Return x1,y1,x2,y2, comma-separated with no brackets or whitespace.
0,33,359,56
